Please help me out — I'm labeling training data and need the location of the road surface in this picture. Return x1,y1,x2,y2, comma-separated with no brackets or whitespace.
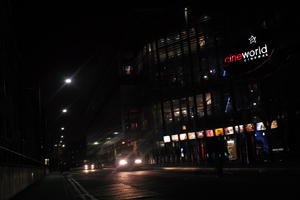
65,167,299,199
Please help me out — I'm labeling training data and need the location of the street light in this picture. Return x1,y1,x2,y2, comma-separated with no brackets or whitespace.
65,78,72,84
61,127,65,131
62,108,67,113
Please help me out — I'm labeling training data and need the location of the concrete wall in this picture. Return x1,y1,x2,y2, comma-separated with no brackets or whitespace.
0,166,48,200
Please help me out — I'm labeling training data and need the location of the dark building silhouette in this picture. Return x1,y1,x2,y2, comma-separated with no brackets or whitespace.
105,6,299,166
0,1,47,199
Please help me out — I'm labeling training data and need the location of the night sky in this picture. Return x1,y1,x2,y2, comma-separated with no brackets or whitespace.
10,0,297,146
9,0,189,144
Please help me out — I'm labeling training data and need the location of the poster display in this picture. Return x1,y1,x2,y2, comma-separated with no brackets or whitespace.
188,132,196,140
256,122,266,131
163,136,171,143
215,128,224,136
205,130,214,137
225,126,234,135
179,133,188,141
196,131,205,138
171,134,179,142
245,123,255,132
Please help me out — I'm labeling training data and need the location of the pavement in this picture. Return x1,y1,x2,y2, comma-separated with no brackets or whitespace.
9,164,300,200
11,172,76,200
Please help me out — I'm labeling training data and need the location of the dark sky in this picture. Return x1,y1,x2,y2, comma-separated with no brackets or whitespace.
9,0,298,147
9,0,189,144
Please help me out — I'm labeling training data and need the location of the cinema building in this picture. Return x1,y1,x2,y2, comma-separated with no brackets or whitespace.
118,8,298,166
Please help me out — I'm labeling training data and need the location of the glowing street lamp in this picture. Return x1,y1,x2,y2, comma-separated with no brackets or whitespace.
62,108,67,113
65,78,72,84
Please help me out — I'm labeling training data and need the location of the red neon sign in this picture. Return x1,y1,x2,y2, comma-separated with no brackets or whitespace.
224,44,268,64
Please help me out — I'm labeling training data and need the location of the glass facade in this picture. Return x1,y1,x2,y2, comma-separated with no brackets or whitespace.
118,11,292,167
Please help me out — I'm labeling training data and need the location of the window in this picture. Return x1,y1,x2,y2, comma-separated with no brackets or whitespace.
124,65,133,75
198,35,206,48
172,99,180,122
180,98,188,121
211,91,221,115
196,94,204,118
163,101,172,124
200,58,209,80
205,92,212,116
224,93,233,113
153,104,162,129
188,96,195,119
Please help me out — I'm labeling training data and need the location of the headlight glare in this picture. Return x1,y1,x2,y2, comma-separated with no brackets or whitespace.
134,159,142,164
119,159,128,166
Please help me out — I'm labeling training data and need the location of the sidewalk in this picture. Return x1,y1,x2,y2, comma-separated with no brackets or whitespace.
11,172,75,200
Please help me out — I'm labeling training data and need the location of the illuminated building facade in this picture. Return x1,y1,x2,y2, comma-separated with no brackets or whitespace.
118,7,298,166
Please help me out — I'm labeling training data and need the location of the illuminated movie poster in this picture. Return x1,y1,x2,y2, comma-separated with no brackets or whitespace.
215,128,224,136
171,134,179,142
205,130,214,137
196,131,205,138
179,133,188,141
239,125,245,133
234,126,239,133
163,136,171,143
225,126,234,135
188,132,196,140
256,122,266,131
245,123,255,132
271,120,278,129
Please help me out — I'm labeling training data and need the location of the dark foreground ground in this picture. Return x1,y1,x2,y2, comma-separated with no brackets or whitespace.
11,167,300,200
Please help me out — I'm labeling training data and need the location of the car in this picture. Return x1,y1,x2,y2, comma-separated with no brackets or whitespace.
83,163,96,170
116,155,143,170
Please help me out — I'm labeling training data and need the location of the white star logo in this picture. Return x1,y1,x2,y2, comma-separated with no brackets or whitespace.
248,35,257,44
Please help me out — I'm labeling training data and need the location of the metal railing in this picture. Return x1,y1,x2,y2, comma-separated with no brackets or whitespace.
0,145,43,167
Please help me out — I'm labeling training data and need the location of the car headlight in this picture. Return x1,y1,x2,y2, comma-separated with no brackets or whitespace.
84,164,88,170
91,164,95,170
119,159,128,166
134,159,142,164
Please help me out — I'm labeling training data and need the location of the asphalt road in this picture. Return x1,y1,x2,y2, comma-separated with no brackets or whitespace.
66,168,299,199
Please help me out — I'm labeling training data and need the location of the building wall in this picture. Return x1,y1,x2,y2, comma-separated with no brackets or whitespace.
0,1,46,199
119,8,295,166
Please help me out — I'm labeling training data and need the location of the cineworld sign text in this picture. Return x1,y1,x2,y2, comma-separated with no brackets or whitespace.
224,44,269,64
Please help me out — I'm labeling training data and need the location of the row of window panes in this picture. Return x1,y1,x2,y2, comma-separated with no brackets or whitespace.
163,93,211,124
157,35,205,63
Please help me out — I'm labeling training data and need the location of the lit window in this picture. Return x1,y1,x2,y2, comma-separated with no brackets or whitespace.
199,35,206,48
124,65,133,75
